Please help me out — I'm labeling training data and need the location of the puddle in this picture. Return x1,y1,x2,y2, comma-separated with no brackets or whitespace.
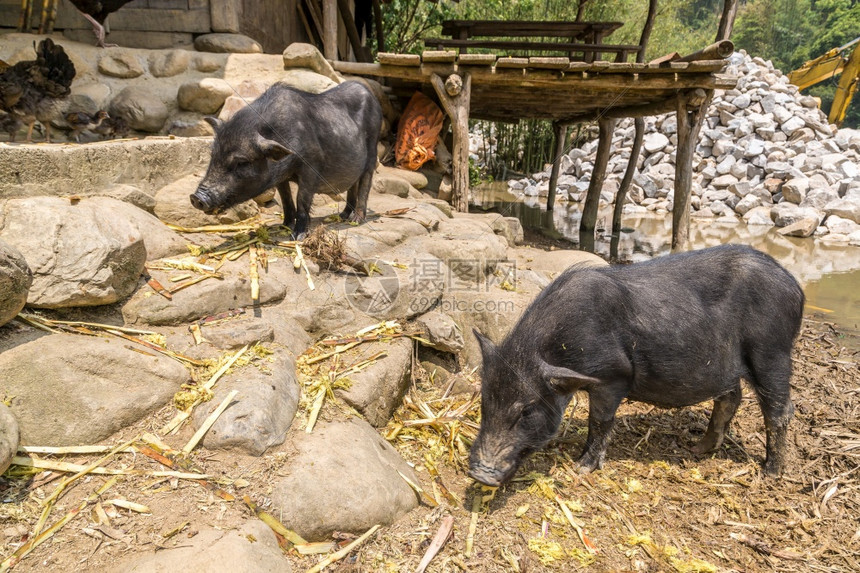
472,183,860,348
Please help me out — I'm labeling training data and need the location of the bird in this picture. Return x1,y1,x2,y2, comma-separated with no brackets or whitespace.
0,38,76,142
65,109,109,142
19,0,136,47
0,111,24,141
93,115,128,139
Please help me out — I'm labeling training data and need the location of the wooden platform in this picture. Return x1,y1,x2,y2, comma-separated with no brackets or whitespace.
332,49,738,252
334,51,735,124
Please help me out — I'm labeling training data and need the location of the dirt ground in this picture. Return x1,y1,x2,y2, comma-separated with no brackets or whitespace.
1,314,858,572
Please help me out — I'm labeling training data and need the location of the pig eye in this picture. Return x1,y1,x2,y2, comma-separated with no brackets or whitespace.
233,160,252,172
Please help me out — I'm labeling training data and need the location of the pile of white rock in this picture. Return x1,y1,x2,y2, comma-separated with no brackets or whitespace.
508,51,860,244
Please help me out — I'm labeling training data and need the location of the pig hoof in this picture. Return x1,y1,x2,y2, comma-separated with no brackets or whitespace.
690,439,716,455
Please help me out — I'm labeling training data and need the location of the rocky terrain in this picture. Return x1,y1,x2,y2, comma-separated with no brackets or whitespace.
0,40,858,572
506,51,860,245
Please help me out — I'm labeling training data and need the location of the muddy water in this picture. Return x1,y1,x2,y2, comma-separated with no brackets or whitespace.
472,184,860,346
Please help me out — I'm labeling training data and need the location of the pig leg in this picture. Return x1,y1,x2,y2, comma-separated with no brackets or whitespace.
749,353,794,476
293,180,319,240
690,386,742,454
341,169,373,223
577,386,625,473
277,181,296,229
340,181,358,222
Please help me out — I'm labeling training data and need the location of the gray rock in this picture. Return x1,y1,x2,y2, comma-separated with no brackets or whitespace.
711,174,738,188
416,310,464,353
109,86,169,133
0,197,146,309
191,353,300,455
97,52,144,78
824,214,860,235
777,218,818,238
337,338,412,427
148,49,191,78
643,132,669,153
0,404,19,475
193,53,224,72
781,177,809,204
377,165,428,190
270,418,419,541
372,172,411,198
743,206,775,226
491,216,524,246
282,42,342,82
90,197,187,261
781,116,806,135
154,174,259,227
116,521,290,573
168,119,215,137
0,334,188,445
0,239,31,327
824,197,860,224
97,184,156,214
734,194,762,216
770,202,823,228
194,33,263,54
199,317,275,350
122,261,289,326
178,78,234,114
801,187,840,211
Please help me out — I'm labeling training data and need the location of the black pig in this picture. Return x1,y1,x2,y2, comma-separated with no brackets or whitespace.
470,244,804,486
190,81,382,238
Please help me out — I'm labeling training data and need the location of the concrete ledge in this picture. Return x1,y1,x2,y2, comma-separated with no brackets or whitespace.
0,137,212,197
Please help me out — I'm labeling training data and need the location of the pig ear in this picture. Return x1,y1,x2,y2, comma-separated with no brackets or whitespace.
539,359,600,394
256,137,292,161
473,329,496,358
204,117,223,132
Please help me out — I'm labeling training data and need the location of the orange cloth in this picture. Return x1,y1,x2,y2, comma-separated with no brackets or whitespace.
395,92,445,171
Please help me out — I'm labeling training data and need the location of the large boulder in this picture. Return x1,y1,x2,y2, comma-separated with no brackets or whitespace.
115,521,290,573
178,78,234,114
270,418,419,541
0,239,31,327
109,86,169,133
191,353,300,455
0,334,188,445
336,338,412,427
0,197,147,308
282,42,341,83
154,174,260,227
194,33,263,54
0,404,19,475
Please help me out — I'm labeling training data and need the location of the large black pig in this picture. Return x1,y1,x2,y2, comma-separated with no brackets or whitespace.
470,244,804,486
190,81,382,238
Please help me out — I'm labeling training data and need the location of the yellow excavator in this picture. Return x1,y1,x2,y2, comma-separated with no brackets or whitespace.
788,35,860,127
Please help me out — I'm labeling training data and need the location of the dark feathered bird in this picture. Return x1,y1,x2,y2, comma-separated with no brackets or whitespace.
67,0,137,47
66,109,109,142
0,38,76,142
93,115,128,139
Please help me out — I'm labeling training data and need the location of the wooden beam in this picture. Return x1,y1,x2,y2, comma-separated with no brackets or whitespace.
323,0,337,60
372,0,385,53
331,61,728,91
610,117,644,262
336,0,370,62
672,89,712,251
676,40,734,63
430,73,472,213
546,122,568,211
579,118,616,252
716,0,739,42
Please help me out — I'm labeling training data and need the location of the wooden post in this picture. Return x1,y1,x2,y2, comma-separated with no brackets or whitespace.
579,118,615,253
716,0,739,42
546,121,568,211
323,0,338,60
672,89,712,251
431,73,472,213
610,117,644,261
372,0,385,53
610,0,656,261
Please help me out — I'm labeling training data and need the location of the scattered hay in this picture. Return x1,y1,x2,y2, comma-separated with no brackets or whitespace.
301,225,347,270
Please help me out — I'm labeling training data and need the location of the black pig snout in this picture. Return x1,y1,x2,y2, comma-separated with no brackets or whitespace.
190,188,215,212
